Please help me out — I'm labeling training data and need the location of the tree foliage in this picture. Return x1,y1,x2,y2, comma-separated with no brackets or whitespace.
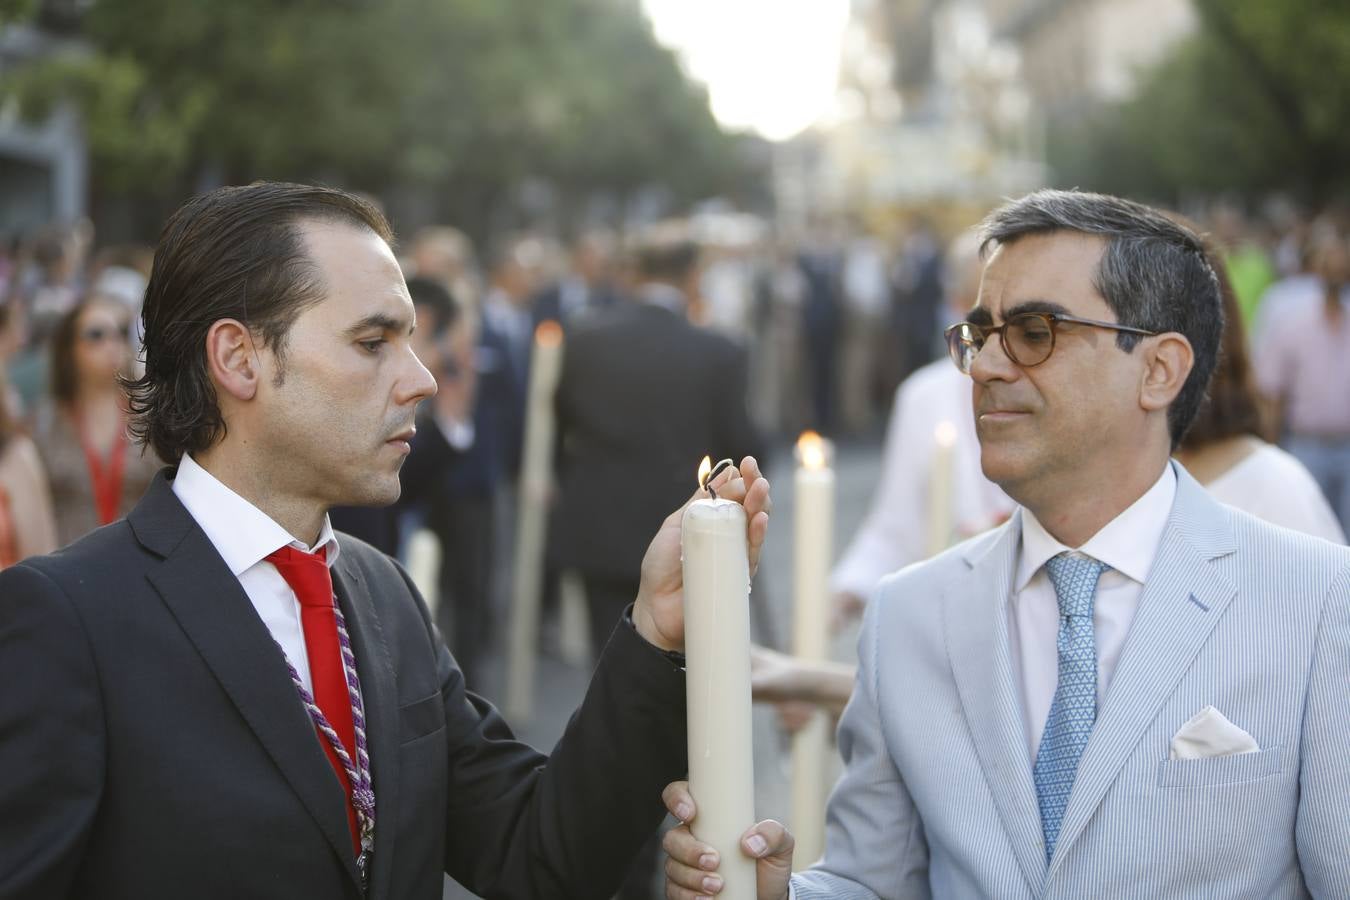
2,0,744,231
1047,0,1350,202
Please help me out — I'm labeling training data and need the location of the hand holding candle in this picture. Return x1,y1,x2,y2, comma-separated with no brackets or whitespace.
631,455,771,653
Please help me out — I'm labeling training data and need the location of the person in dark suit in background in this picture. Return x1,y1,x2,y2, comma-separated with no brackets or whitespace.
0,182,772,900
480,238,538,474
532,231,621,329
797,236,843,434
548,230,766,898
552,233,766,660
396,276,500,688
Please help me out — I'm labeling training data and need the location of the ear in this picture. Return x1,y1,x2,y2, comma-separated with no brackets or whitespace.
1139,332,1193,413
204,319,264,402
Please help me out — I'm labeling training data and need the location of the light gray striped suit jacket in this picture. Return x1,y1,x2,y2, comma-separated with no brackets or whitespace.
794,464,1350,899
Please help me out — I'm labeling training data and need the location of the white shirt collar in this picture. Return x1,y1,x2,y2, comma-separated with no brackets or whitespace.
171,453,340,576
1016,462,1176,592
635,281,687,313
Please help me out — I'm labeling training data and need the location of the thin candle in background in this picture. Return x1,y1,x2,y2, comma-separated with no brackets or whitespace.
505,320,564,722
790,431,834,868
927,420,957,558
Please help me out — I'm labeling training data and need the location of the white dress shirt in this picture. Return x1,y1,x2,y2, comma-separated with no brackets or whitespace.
171,453,340,693
831,360,1014,599
1009,464,1176,761
435,415,476,452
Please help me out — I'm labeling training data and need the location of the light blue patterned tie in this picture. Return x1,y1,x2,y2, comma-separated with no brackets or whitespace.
1033,552,1109,862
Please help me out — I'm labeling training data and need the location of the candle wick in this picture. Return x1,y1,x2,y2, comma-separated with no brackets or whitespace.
703,458,736,500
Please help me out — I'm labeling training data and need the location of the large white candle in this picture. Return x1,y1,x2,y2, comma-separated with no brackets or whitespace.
926,421,957,558
682,457,757,898
505,320,564,722
790,431,834,867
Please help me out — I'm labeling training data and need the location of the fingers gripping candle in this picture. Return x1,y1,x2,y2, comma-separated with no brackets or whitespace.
682,457,757,897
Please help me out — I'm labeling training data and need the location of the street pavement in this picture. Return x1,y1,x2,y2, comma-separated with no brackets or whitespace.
444,433,884,898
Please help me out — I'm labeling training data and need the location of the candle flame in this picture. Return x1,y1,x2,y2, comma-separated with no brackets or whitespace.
935,421,958,449
535,320,563,347
697,455,712,488
797,430,828,471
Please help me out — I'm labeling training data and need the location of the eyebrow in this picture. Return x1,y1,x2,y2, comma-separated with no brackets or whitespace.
343,313,413,338
967,299,1071,327
1005,299,1071,318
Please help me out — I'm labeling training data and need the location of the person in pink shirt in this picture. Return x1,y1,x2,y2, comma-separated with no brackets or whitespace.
1253,231,1350,534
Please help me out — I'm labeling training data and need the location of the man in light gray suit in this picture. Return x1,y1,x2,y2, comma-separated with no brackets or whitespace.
662,190,1350,899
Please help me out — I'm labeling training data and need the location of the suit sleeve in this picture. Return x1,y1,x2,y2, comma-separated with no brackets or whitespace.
0,563,105,899
387,559,687,899
1295,559,1350,896
792,592,930,900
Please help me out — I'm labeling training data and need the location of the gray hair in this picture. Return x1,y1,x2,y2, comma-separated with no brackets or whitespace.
977,189,1223,448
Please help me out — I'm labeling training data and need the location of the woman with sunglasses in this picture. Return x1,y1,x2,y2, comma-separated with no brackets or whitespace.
0,306,57,566
36,296,161,547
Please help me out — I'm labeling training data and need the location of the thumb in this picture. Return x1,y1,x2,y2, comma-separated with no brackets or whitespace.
743,820,795,900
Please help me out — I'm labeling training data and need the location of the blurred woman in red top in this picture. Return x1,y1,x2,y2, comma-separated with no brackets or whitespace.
36,297,160,546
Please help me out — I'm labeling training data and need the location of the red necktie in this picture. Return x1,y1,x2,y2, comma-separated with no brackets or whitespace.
266,545,360,853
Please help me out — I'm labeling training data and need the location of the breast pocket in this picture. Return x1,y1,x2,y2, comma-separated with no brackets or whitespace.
399,692,446,744
1156,745,1283,789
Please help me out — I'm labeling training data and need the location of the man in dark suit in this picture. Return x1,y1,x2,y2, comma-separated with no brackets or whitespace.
547,233,765,898
0,183,771,899
551,234,766,661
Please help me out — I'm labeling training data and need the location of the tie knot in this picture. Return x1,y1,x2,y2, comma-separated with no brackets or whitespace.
1043,553,1108,619
266,545,333,608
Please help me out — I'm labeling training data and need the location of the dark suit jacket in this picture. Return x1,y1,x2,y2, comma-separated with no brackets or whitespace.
475,315,527,482
0,473,687,899
549,301,765,582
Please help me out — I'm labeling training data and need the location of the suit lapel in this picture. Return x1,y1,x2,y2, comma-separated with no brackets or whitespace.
945,512,1047,896
133,476,362,888
331,549,400,900
1048,467,1237,875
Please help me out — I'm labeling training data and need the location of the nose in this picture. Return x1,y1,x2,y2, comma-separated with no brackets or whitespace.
397,343,438,405
968,331,1019,384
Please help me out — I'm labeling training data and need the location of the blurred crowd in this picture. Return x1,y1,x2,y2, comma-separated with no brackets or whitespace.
2,196,1347,661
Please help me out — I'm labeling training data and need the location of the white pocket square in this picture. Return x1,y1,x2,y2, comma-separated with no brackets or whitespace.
1169,706,1260,760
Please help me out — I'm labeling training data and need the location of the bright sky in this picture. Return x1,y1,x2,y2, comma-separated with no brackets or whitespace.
641,0,852,141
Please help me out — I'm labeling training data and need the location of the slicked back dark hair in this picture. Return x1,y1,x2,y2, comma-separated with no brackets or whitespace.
123,182,393,465
978,189,1223,448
